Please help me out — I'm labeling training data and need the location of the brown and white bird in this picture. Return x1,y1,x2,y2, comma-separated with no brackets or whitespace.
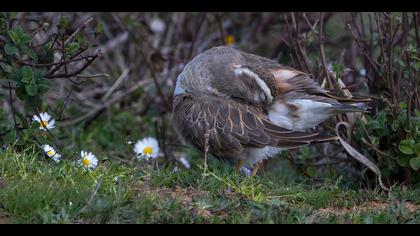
172,46,366,171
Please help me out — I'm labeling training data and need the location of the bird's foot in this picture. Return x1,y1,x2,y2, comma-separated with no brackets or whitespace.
236,159,244,171
251,163,261,176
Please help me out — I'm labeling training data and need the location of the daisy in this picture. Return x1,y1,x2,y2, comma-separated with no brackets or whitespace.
179,156,191,169
42,144,61,163
133,137,160,160
78,151,98,169
32,112,55,131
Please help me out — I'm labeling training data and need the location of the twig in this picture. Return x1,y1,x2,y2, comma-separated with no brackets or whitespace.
39,33,59,62
7,82,17,129
414,13,420,48
347,23,382,77
361,138,392,158
60,79,151,127
74,73,109,79
0,129,12,138
319,12,333,90
18,54,99,68
64,17,94,45
215,13,226,45
57,88,73,121
101,68,129,102
187,12,207,60
45,52,102,79
335,122,389,192
45,47,89,77
302,13,319,38
138,47,170,110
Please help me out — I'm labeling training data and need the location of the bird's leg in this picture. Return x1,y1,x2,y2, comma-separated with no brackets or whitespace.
203,130,210,175
236,159,244,171
251,162,261,176
199,130,211,188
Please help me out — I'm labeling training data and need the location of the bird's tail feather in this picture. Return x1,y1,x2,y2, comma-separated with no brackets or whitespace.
329,102,367,113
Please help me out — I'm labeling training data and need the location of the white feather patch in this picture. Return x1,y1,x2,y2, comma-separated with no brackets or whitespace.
233,66,273,103
271,69,298,80
268,99,333,131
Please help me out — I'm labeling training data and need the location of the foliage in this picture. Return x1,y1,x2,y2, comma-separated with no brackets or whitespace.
0,12,102,153
0,147,419,223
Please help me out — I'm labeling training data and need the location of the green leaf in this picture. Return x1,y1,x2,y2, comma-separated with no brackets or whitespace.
25,82,38,96
65,42,79,54
36,76,50,94
59,16,69,28
8,26,31,46
4,43,18,55
0,62,13,73
21,66,33,83
414,143,420,157
396,156,411,167
369,120,382,130
8,26,23,44
33,68,46,80
75,32,85,44
399,139,415,155
95,21,104,34
409,157,420,171
20,47,38,63
10,68,21,83
306,167,317,177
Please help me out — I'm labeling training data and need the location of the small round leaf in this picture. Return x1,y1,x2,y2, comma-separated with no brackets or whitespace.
399,139,415,155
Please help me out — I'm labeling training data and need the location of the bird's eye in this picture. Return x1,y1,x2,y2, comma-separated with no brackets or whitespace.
259,90,267,101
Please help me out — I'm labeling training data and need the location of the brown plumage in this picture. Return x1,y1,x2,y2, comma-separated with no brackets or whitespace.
172,46,367,169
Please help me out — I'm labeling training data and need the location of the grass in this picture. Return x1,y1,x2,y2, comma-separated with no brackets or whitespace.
0,146,419,224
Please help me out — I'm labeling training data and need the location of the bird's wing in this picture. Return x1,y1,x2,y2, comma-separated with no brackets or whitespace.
270,68,371,103
241,50,370,103
175,94,336,158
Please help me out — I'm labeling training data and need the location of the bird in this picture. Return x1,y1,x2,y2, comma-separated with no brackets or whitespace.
171,45,367,173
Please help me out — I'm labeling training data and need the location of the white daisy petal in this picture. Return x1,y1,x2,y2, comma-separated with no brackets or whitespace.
32,112,56,131
32,116,41,123
42,144,61,163
79,151,98,169
133,137,160,160
51,155,61,163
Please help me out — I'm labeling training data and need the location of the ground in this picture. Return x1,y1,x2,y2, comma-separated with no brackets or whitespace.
0,147,419,224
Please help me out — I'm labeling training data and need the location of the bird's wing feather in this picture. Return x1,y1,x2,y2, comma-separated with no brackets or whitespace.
176,94,335,158
241,50,370,103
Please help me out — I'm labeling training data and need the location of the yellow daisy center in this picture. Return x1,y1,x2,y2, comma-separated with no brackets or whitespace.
226,35,235,45
47,150,55,156
143,146,153,155
82,157,90,166
40,120,49,128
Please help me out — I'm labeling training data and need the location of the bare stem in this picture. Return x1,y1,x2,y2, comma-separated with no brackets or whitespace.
319,12,333,90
